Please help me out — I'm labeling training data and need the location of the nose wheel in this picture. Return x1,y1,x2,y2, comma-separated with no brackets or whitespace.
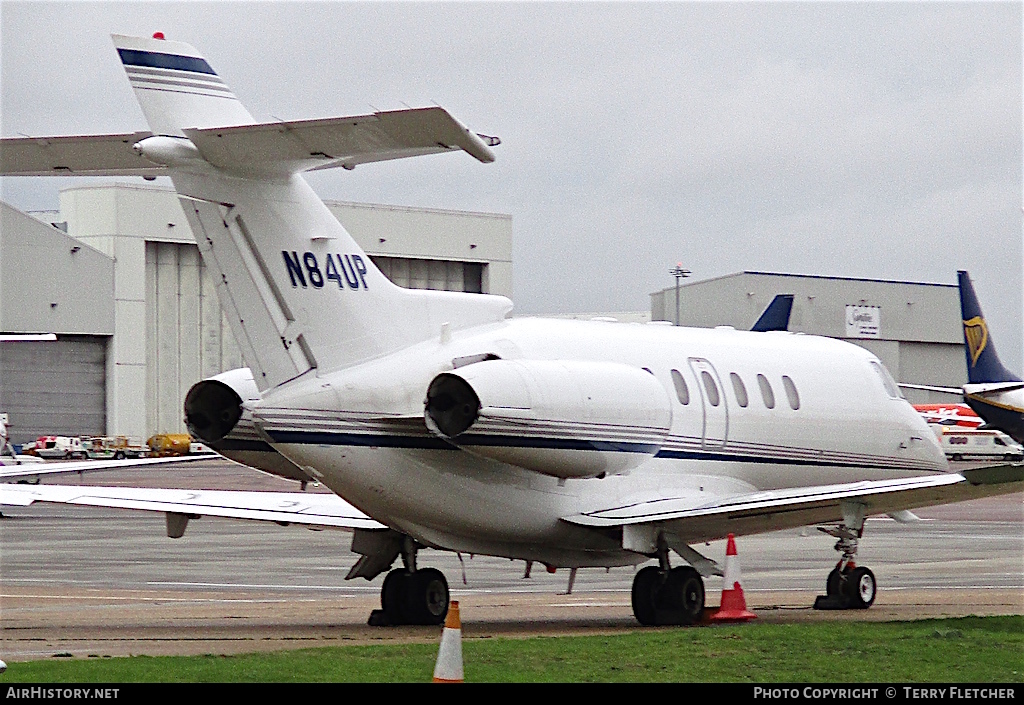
814,501,877,610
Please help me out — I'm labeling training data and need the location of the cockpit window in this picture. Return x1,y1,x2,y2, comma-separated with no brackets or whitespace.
870,361,904,399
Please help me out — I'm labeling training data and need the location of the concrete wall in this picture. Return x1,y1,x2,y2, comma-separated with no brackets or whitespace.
0,202,114,335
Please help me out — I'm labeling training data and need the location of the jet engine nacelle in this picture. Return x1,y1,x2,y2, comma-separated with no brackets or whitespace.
184,368,313,485
425,359,672,479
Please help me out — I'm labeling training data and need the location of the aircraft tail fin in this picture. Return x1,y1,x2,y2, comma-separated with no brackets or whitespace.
111,34,510,391
957,270,1021,384
750,294,794,332
112,33,256,136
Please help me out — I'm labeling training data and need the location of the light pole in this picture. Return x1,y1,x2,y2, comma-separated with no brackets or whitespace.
670,263,691,326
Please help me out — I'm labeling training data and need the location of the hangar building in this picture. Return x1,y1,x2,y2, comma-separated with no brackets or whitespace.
651,271,966,404
0,183,512,445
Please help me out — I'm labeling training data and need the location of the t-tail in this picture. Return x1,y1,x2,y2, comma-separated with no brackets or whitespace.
112,34,511,392
957,270,1021,384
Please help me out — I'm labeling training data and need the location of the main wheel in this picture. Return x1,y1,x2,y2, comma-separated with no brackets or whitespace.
381,569,410,624
404,568,449,625
660,566,705,625
631,565,662,626
844,566,876,609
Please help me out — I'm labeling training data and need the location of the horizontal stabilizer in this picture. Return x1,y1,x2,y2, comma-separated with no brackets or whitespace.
184,106,498,174
0,131,163,176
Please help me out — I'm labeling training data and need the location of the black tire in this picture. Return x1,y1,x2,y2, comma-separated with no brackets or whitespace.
114,451,126,460
661,566,705,625
404,568,449,625
381,569,409,624
844,566,876,609
631,565,662,626
826,566,845,597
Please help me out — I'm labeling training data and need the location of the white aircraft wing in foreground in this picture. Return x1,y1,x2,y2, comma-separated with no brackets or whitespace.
0,483,381,532
0,455,210,481
3,32,1023,628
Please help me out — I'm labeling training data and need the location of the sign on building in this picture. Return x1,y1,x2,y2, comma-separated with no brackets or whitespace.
845,305,880,339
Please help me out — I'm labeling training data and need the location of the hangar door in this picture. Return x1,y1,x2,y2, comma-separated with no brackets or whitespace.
0,335,107,445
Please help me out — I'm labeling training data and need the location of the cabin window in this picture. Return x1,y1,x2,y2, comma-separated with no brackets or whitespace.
782,375,800,410
730,373,748,408
757,374,775,409
670,369,690,405
701,370,720,407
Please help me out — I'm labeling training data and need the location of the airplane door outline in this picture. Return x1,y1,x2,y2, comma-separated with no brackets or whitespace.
688,358,728,448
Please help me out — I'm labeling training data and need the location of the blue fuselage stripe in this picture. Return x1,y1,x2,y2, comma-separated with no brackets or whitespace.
262,429,906,469
118,48,217,75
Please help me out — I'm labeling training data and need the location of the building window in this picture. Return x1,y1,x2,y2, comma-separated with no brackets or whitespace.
670,369,690,405
782,375,800,410
757,374,775,409
730,373,748,408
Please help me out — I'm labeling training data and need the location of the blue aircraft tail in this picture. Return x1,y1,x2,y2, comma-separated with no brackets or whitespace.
751,294,794,332
957,270,1021,384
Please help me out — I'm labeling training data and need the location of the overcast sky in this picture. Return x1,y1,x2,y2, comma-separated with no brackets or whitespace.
2,1,1021,369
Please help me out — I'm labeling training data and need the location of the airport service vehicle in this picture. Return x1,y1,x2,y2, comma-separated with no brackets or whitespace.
33,436,87,460
84,436,150,460
1,34,1021,627
932,426,1023,462
146,434,193,457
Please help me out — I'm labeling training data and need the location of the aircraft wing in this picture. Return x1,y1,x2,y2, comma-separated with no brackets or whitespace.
184,106,498,172
0,483,385,531
0,131,163,176
564,465,1024,540
0,454,212,482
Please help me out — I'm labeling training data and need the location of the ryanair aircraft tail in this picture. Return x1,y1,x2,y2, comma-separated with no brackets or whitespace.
111,34,511,392
957,270,1021,384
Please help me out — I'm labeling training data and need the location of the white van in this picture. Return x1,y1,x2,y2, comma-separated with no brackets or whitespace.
932,426,1024,462
33,436,87,459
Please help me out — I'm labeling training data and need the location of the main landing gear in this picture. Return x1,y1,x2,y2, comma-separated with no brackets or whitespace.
814,501,877,610
630,537,706,626
367,537,450,626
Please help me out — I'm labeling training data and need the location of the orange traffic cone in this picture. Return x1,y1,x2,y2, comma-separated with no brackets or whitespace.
710,534,757,622
432,600,464,682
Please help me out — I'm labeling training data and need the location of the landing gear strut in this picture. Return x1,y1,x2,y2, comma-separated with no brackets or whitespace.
368,536,450,626
814,501,877,610
630,536,705,626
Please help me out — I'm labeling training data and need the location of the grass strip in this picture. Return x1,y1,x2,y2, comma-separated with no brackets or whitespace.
2,616,1022,683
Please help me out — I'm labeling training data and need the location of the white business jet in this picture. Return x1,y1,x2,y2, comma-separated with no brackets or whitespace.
1,34,1020,626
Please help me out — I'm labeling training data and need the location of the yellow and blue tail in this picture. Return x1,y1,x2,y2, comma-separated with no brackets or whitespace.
958,270,1021,384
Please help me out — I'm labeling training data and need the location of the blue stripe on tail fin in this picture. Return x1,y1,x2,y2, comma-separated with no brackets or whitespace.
957,270,1021,383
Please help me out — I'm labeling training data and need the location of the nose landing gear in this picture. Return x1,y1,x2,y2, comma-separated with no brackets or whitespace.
814,501,877,610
